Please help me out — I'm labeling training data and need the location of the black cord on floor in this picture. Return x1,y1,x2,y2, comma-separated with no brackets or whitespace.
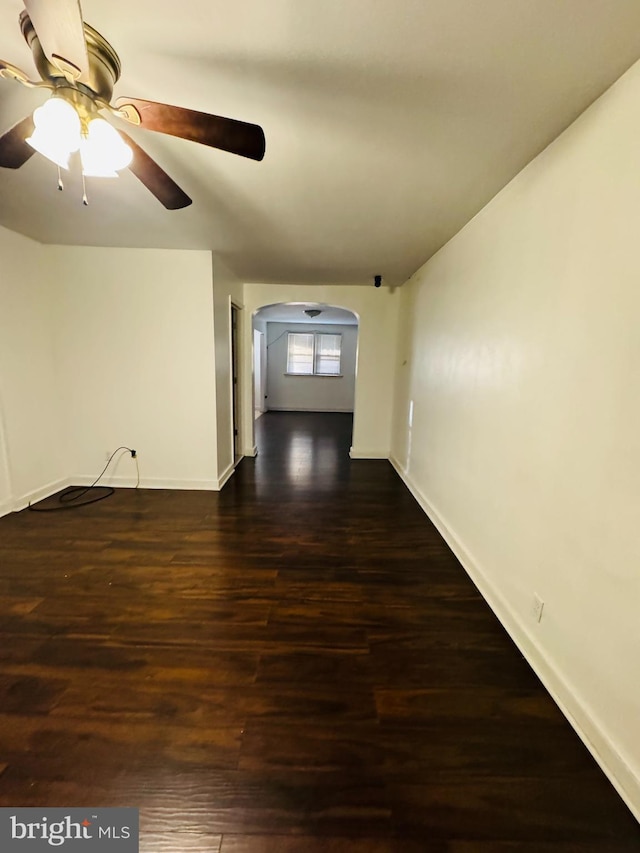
28,446,137,512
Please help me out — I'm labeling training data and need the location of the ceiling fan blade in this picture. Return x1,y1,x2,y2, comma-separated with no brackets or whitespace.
0,115,36,169
23,0,89,80
119,130,192,210
115,97,266,162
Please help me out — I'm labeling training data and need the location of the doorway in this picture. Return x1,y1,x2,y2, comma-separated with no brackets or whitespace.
231,304,241,464
253,328,266,419
250,302,359,457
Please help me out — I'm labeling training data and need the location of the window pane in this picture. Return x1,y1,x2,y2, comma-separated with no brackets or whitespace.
315,333,341,375
287,333,314,374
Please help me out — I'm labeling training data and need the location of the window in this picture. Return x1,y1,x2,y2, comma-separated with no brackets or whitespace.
314,333,341,375
287,332,342,376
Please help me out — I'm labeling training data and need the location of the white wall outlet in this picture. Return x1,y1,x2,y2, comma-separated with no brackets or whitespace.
533,593,544,623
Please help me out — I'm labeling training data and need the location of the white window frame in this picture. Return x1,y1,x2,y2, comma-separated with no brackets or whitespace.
286,332,343,377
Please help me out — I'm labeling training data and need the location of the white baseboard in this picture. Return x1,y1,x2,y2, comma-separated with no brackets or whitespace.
389,455,640,823
242,445,258,458
12,477,71,513
1,475,223,516
349,447,389,459
70,474,219,491
217,462,235,490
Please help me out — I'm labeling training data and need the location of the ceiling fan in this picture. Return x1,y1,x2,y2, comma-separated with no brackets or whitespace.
0,0,266,209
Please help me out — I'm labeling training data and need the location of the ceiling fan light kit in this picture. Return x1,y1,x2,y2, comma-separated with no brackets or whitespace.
79,117,133,177
0,0,266,209
26,95,81,169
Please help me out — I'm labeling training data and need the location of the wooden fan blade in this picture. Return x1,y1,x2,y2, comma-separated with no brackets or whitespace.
115,97,266,161
0,115,36,169
119,130,192,210
23,0,89,80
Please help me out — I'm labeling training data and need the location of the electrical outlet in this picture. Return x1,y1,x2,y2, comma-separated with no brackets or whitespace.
532,593,544,623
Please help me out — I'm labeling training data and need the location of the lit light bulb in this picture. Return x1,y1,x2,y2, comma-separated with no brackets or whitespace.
80,118,133,177
26,97,81,169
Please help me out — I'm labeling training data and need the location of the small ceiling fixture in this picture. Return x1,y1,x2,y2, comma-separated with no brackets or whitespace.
304,309,322,318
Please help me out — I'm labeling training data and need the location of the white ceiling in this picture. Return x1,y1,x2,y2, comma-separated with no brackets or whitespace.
255,303,357,325
2,0,640,285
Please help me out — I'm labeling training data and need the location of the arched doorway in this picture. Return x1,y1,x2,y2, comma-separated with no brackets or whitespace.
250,301,359,450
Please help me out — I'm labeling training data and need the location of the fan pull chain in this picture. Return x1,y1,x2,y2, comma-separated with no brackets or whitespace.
57,166,64,192
82,172,88,206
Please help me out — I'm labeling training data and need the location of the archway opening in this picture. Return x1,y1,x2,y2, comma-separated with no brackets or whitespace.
253,302,359,417
250,301,359,458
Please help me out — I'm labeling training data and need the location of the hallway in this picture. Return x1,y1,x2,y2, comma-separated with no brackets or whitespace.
0,412,637,851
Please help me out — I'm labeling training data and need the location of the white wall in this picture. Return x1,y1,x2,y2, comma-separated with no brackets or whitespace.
212,257,244,487
50,246,219,490
0,238,243,512
253,316,268,416
0,226,67,511
265,322,357,412
391,58,640,818
243,284,400,458
253,328,266,413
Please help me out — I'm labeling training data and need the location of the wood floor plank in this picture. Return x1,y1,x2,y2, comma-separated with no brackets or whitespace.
374,686,565,725
0,412,637,849
255,650,374,686
25,636,260,685
140,830,222,852
448,845,640,853
0,596,44,615
50,678,377,727
237,715,597,780
0,673,69,714
116,768,393,836
386,777,640,842
219,837,439,852
0,712,244,779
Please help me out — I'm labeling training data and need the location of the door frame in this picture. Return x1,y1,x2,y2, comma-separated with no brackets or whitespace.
230,303,242,464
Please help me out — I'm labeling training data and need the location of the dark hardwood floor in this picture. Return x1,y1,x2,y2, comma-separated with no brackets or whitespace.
0,410,638,851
